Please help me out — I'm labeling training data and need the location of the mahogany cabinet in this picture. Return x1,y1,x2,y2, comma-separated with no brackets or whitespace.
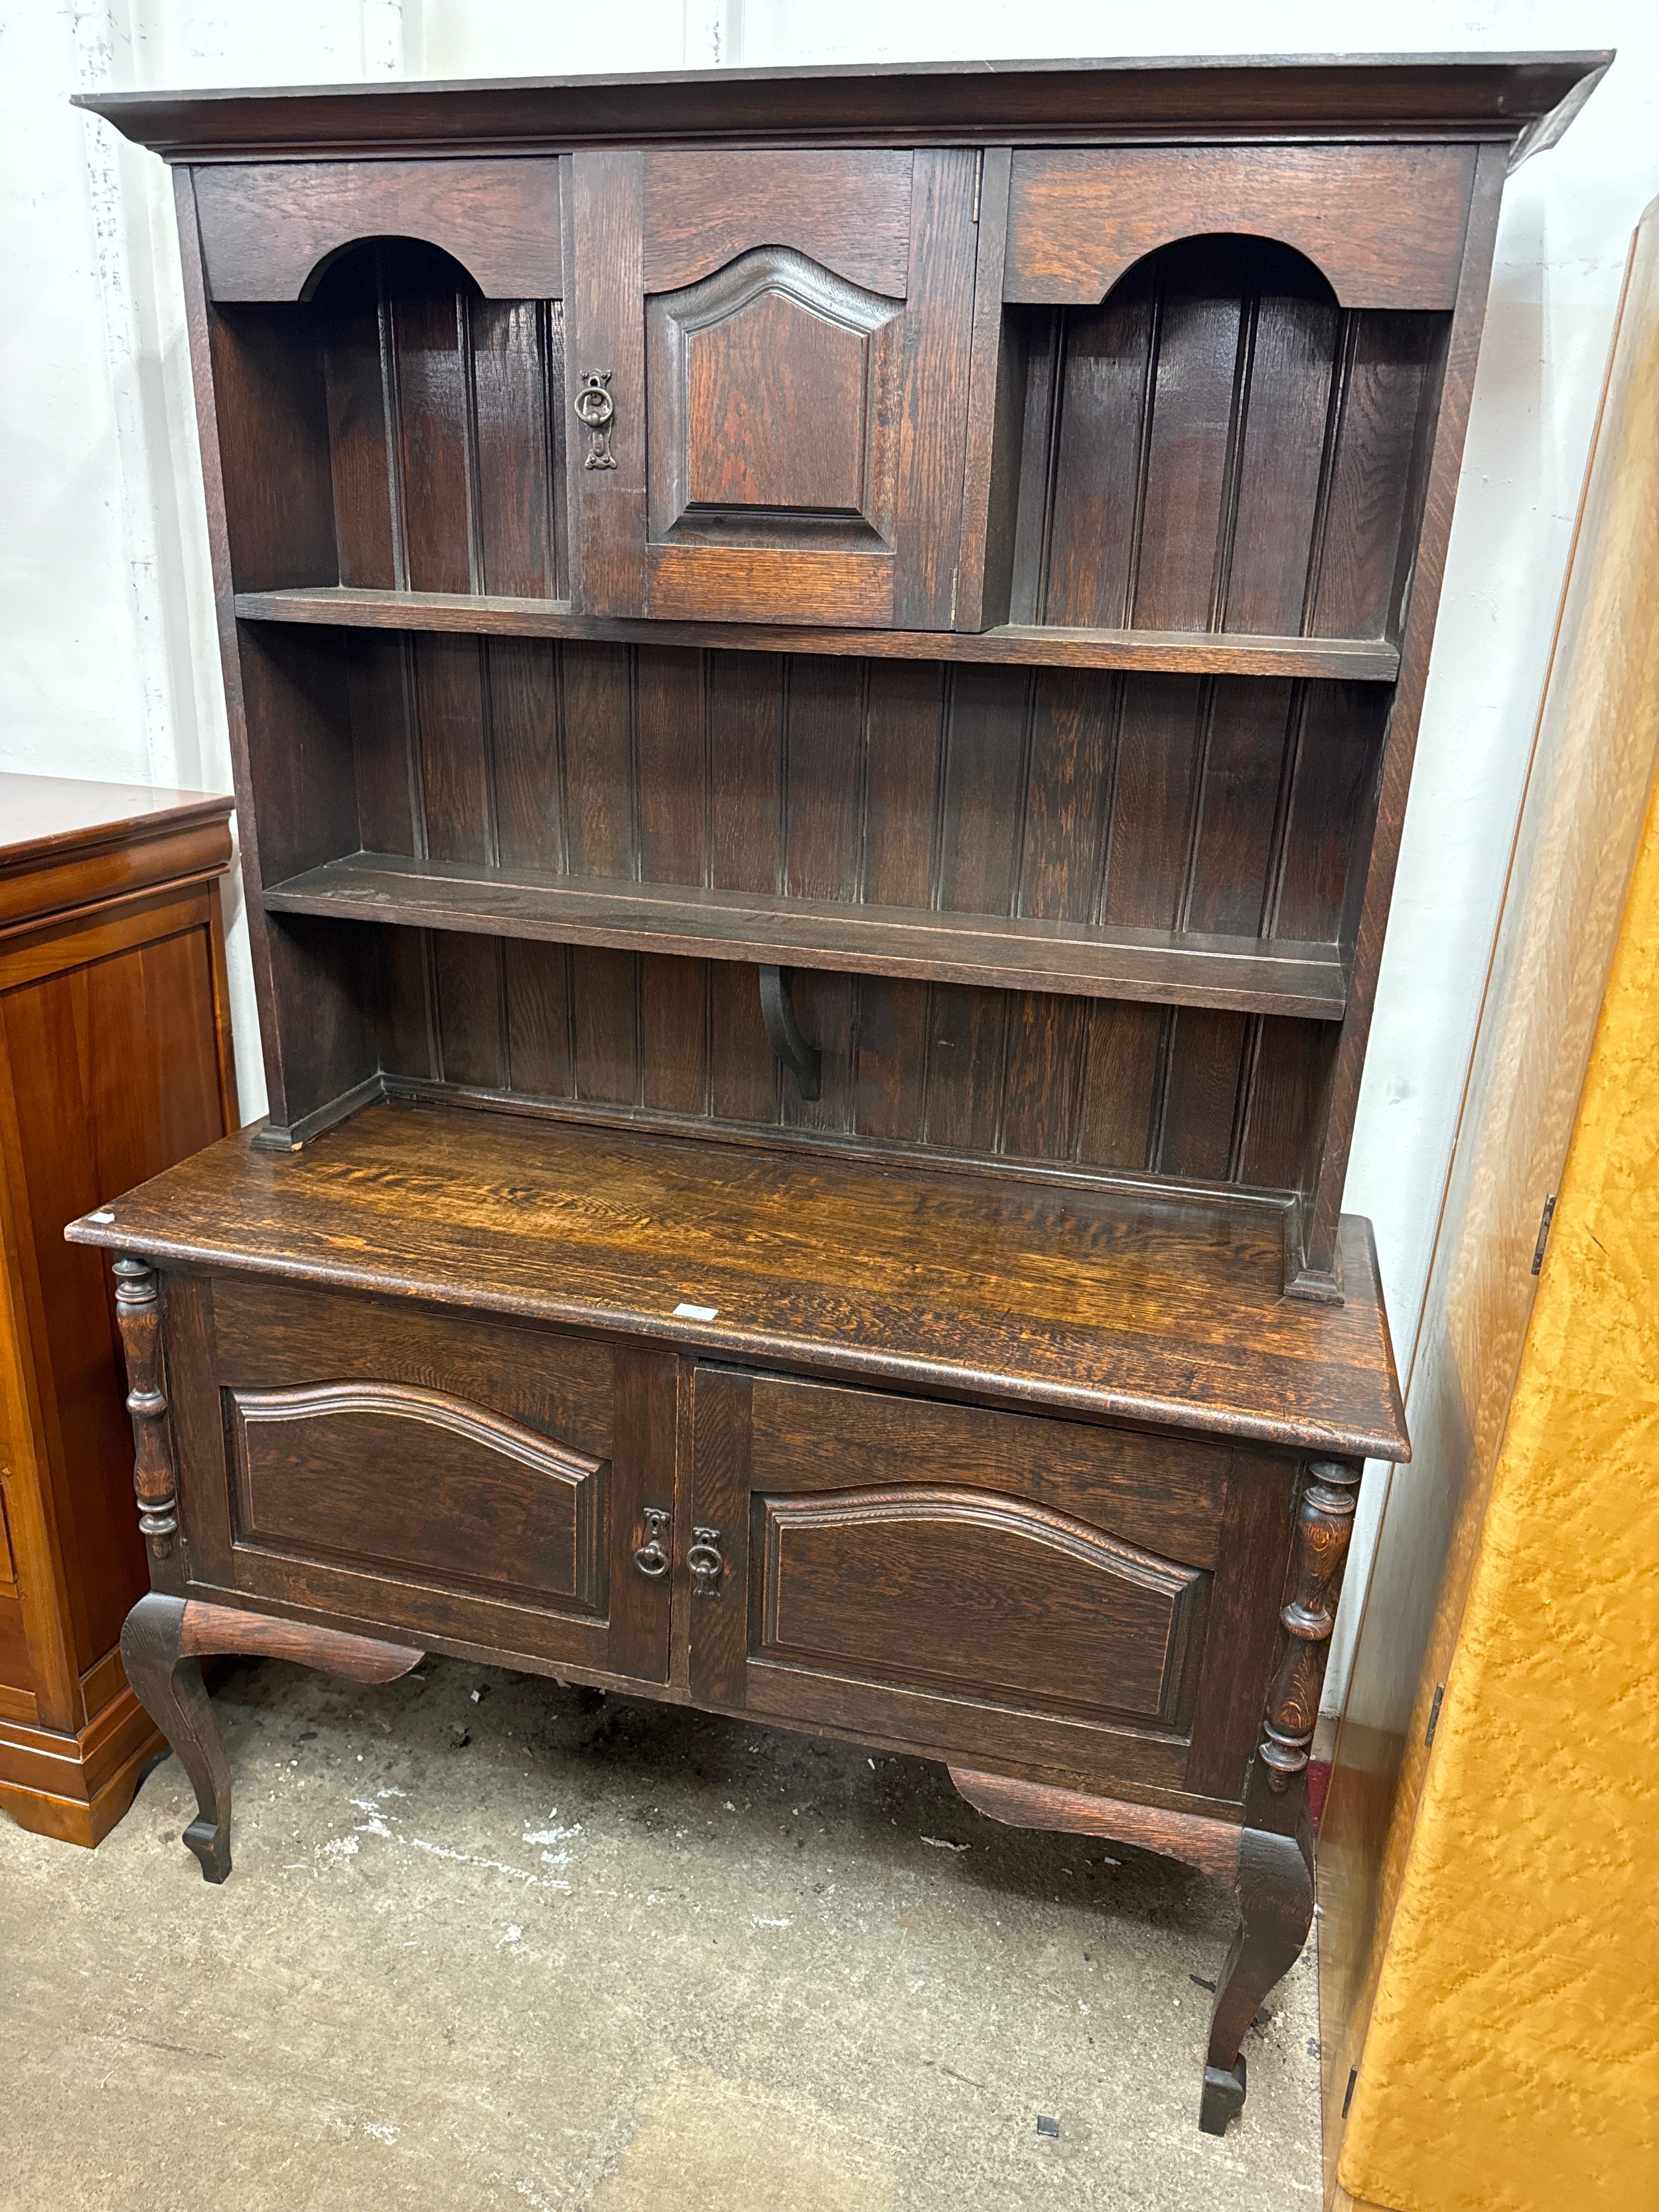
0,776,236,1845
70,52,1606,2133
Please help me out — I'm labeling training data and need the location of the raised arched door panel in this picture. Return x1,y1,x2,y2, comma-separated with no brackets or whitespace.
686,1366,1301,1797
565,147,979,628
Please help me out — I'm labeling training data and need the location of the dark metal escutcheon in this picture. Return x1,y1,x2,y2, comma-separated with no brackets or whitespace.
632,1505,671,1580
576,370,618,470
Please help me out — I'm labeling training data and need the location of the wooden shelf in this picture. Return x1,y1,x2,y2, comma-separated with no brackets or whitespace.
263,850,1350,1019
234,587,1401,682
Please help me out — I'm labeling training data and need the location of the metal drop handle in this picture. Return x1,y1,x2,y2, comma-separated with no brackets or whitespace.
575,370,617,471
687,1526,725,1599
632,1505,670,1580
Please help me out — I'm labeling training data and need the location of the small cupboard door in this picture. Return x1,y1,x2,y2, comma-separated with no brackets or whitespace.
689,1368,1248,1794
170,1275,676,1686
565,149,979,628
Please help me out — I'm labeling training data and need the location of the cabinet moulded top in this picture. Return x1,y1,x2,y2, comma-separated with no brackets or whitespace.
72,52,1610,165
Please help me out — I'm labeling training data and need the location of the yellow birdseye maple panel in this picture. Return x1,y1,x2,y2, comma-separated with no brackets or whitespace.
1338,778,1659,2209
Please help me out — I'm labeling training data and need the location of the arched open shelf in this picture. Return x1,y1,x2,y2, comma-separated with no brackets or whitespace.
210,231,567,602
993,229,1447,648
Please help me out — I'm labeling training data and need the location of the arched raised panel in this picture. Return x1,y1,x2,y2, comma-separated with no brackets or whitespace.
1003,145,1476,311
647,247,902,550
752,1484,1207,1730
226,1379,606,1611
194,158,563,303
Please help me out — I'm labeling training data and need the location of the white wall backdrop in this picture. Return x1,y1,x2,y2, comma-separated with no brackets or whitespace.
3,1,1654,1708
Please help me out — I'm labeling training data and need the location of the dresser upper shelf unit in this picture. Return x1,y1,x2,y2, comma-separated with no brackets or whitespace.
233,589,1403,682
79,50,1611,1291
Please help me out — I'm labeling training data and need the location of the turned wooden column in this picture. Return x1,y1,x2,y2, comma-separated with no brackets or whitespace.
1260,1459,1362,1789
111,1259,178,1568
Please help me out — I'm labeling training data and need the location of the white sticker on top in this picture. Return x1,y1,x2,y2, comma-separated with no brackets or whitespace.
672,1301,720,1321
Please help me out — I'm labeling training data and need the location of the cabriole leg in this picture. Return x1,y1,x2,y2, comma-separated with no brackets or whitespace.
120,1593,233,1883
120,1593,425,1884
1199,1771,1315,2135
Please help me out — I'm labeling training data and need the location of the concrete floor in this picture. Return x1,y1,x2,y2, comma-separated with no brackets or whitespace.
2,1655,1322,2209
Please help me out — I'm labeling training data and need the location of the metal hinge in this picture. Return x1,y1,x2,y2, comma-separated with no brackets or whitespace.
1531,1194,1557,1275
971,148,983,224
1342,2067,1358,2119
1425,1683,1445,1747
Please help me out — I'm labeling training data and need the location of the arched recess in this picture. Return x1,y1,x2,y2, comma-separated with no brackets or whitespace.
299,235,567,599
192,157,563,303
299,232,486,305
1006,230,1442,642
303,233,484,305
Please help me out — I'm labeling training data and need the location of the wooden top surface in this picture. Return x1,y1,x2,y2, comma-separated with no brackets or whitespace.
67,1101,1408,1461
1,774,235,931
0,774,232,865
76,53,1609,164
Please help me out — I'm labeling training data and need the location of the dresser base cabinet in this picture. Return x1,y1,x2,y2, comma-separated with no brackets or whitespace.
74,1101,1390,2133
70,49,1607,2135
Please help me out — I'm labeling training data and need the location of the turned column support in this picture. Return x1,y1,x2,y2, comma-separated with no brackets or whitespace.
111,1256,177,1565
1258,1457,1361,1791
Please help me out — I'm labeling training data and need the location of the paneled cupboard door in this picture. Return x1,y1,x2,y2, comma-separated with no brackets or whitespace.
565,149,980,628
689,1368,1230,1793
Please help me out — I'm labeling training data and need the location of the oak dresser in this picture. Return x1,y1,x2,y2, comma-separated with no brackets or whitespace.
67,51,1605,2132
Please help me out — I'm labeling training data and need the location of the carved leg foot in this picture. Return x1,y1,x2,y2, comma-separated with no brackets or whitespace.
1199,1772,1315,2137
120,1593,424,1885
120,1593,233,1882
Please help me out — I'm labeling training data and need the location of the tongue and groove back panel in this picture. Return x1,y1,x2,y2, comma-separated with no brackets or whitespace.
222,226,1427,1217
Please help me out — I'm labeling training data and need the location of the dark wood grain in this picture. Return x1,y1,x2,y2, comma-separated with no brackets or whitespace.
1009,236,1434,650
82,56,1592,2128
121,1591,423,1882
645,247,903,553
1257,1459,1361,1787
953,146,1015,631
234,588,1403,678
1005,146,1476,311
565,149,648,617
1183,1453,1301,1801
175,1597,424,1680
1200,1759,1315,2135
226,1379,606,1609
69,1102,1406,1459
948,1767,1243,1879
76,54,1609,162
753,1484,1206,1728
749,1374,1228,1566
262,849,1351,1016
640,148,912,295
194,157,563,301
